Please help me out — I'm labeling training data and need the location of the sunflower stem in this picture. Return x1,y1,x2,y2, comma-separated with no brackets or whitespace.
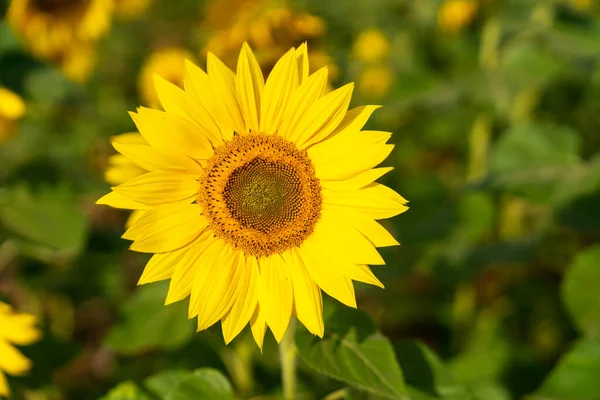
280,318,297,400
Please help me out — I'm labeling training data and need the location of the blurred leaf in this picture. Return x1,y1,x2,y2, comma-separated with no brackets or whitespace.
296,308,408,399
395,340,475,400
100,382,152,400
547,24,600,58
145,370,189,398
0,185,88,259
535,338,600,400
501,42,562,88
165,368,235,400
488,122,581,202
104,282,195,354
562,246,600,338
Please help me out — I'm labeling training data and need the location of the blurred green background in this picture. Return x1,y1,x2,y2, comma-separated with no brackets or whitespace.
1,0,600,399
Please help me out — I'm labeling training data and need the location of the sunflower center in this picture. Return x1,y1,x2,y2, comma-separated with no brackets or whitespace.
199,133,322,257
33,0,85,13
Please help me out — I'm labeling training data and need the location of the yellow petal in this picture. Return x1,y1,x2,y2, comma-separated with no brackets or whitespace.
165,231,214,305
308,132,394,181
250,304,267,351
311,216,385,265
0,314,40,346
330,105,382,138
153,75,223,146
260,49,298,134
0,341,31,375
322,205,399,247
257,254,293,343
112,141,203,174
190,243,241,330
236,43,264,134
112,171,198,206
346,264,384,288
296,42,309,84
283,250,324,337
132,107,214,160
297,242,357,308
111,132,148,145
321,167,393,190
105,157,146,185
221,254,260,344
184,59,231,141
278,67,328,142
125,209,146,229
96,191,150,210
294,83,354,149
0,370,8,397
123,203,207,253
323,183,409,220
207,52,247,136
138,251,179,285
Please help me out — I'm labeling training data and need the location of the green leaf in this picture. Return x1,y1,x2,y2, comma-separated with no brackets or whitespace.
535,338,600,400
100,382,152,400
144,370,189,398
501,42,562,88
562,246,600,338
395,341,475,400
165,368,235,400
296,307,408,399
488,122,581,202
104,282,195,354
0,185,88,259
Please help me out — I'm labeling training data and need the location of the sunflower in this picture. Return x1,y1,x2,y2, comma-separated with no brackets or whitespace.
438,0,479,33
0,88,26,144
203,0,337,79
6,0,113,59
139,48,197,109
0,302,41,397
114,0,151,18
97,43,408,348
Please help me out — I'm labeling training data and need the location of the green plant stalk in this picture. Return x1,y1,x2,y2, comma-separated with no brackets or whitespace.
280,318,297,400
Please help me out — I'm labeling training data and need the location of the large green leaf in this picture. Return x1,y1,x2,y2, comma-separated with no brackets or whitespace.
165,368,235,400
144,370,189,398
488,122,581,202
535,338,600,400
296,308,408,399
562,246,600,338
0,185,88,259
395,341,475,400
104,282,195,354
99,382,152,400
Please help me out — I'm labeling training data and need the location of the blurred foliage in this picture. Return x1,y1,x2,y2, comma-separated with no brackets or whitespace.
1,0,600,399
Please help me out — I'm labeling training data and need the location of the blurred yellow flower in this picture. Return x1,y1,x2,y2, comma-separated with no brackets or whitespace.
353,29,391,63
357,64,393,99
114,0,151,18
7,0,113,59
0,302,41,397
0,87,26,144
97,43,408,348
203,0,333,77
438,0,479,33
56,43,97,84
572,0,594,9
139,48,197,108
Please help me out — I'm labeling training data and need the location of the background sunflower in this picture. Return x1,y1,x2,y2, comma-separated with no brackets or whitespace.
2,0,600,399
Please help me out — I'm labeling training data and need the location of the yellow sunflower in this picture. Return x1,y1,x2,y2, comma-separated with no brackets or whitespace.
203,0,336,79
6,0,113,59
0,302,41,397
139,48,197,109
114,0,151,18
0,88,26,144
97,43,408,348
438,0,479,33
